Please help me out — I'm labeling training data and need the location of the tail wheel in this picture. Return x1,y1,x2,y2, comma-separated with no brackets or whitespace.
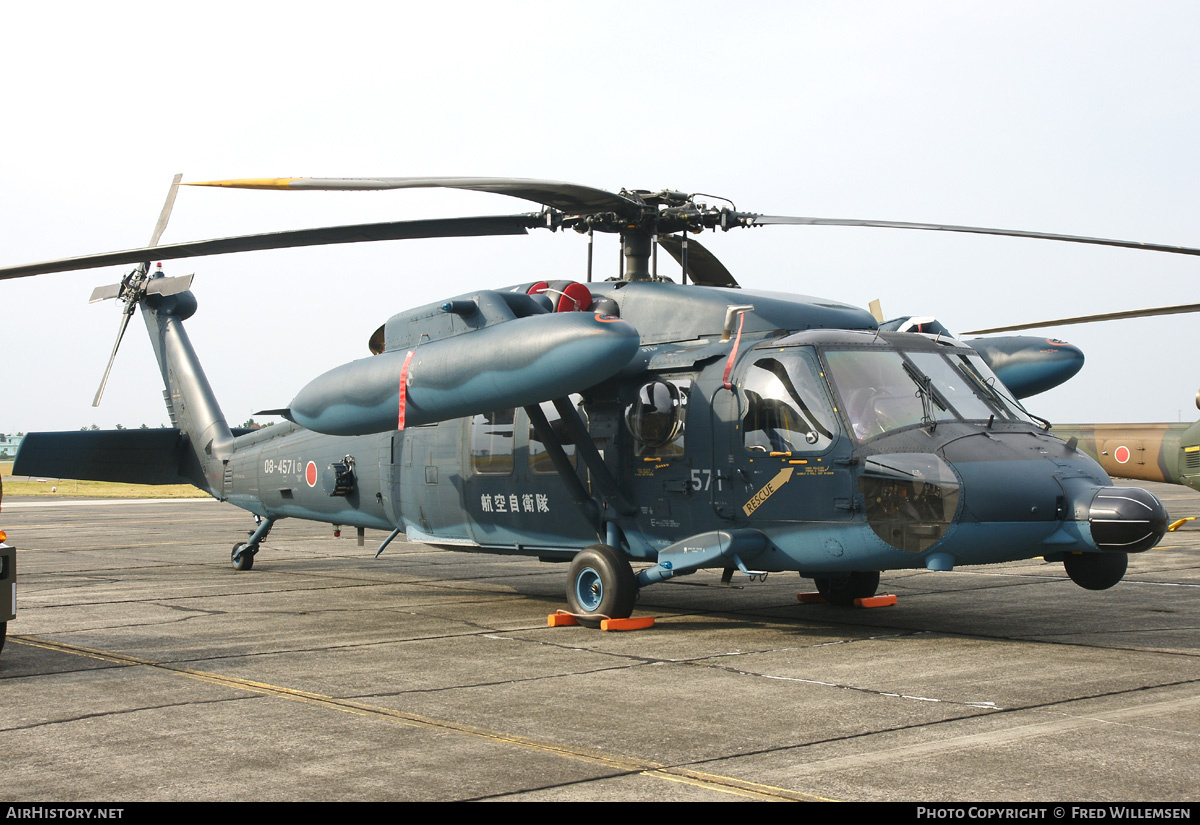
1064,552,1127,590
231,542,256,571
566,544,637,627
814,571,880,606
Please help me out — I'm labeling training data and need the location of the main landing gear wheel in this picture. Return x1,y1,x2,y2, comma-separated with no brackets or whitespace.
814,571,880,606
231,542,256,571
566,544,637,627
1064,552,1127,590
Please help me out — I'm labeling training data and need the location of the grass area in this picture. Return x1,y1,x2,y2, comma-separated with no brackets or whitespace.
1,462,208,499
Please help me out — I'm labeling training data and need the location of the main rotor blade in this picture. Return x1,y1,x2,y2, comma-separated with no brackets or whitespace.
0,214,540,280
747,215,1200,258
656,235,739,287
148,173,183,248
188,177,642,216
964,302,1200,334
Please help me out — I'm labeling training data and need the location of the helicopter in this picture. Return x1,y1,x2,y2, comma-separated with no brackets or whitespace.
3,176,1191,625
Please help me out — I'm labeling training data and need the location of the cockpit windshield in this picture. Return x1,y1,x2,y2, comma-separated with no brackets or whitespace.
954,352,1034,423
822,345,1033,441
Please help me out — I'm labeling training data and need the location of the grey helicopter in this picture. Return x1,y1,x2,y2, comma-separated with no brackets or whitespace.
3,175,1185,625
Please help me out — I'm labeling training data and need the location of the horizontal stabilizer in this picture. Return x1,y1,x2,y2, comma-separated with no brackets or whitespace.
13,429,191,486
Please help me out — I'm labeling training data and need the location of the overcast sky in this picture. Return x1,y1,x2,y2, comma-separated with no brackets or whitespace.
3,1,1198,432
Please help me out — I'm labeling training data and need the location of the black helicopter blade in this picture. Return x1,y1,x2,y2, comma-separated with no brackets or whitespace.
187,177,643,216
94,308,134,406
963,302,1200,335
657,235,739,287
0,214,542,280
746,215,1200,258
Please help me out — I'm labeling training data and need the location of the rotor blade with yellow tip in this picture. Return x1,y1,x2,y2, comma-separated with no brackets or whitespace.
188,176,641,214
186,177,303,190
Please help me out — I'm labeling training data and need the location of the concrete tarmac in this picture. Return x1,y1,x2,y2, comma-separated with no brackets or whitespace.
1,482,1198,802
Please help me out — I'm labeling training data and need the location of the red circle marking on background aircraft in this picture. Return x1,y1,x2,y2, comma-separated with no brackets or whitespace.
305,461,318,487
1114,446,1131,464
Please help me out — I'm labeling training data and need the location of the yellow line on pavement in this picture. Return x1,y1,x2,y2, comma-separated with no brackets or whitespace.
12,636,832,801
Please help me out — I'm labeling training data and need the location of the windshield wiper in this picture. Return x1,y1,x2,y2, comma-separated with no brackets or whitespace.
902,361,943,429
955,362,1051,430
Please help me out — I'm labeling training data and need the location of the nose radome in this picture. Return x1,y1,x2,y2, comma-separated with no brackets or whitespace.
1088,486,1167,553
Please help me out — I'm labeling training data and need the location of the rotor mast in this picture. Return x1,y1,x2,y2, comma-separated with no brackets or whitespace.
620,231,653,281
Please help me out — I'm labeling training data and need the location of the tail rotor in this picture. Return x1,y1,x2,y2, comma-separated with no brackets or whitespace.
89,173,184,406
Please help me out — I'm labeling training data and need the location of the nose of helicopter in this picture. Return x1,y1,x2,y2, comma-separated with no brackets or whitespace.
862,444,1168,568
947,445,1167,551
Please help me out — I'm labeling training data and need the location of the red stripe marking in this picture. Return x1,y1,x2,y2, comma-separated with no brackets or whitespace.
722,312,746,390
397,350,415,430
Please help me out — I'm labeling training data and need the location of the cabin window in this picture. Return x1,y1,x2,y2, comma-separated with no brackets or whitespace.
625,379,688,458
471,409,515,475
741,354,837,453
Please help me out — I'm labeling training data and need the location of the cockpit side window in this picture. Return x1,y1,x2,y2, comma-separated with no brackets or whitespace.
741,353,837,453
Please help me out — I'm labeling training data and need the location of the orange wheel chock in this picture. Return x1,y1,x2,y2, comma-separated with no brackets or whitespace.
548,612,579,627
797,592,897,607
855,594,897,608
600,616,655,631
